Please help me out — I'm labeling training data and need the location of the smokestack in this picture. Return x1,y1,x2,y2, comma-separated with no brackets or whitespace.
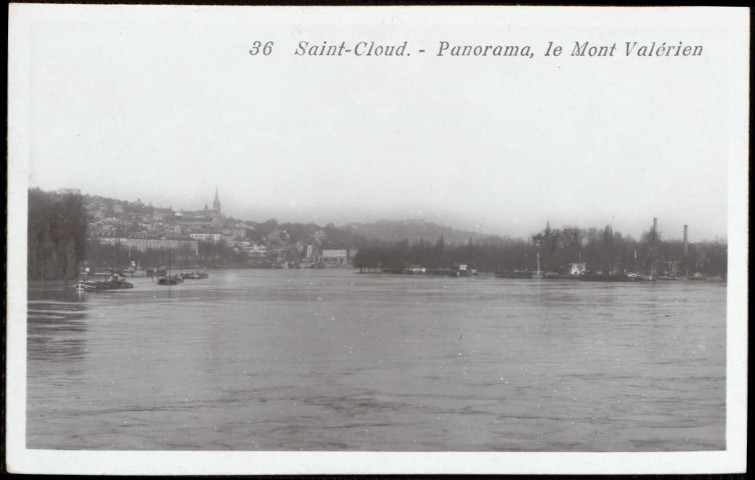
683,225,688,256
649,218,659,277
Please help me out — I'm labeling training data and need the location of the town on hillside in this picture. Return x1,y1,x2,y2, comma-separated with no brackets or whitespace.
28,187,727,281
32,188,366,276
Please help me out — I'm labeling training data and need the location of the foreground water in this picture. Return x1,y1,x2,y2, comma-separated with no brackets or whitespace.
27,269,725,451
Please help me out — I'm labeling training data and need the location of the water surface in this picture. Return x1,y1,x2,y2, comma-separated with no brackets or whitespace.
27,269,726,451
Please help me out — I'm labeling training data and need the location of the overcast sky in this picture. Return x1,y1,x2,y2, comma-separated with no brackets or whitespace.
23,8,730,242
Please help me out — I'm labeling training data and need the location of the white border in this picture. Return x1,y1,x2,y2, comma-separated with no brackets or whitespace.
6,5,749,475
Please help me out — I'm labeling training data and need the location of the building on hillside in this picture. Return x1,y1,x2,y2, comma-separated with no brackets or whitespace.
243,244,268,257
321,249,349,266
175,188,225,227
189,233,223,243
97,235,198,254
175,214,216,229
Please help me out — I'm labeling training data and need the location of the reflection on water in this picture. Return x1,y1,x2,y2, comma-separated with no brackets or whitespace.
27,270,725,451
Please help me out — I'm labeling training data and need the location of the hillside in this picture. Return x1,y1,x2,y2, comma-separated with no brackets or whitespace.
341,219,502,246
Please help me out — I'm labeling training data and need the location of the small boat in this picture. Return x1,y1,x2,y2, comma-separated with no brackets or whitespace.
70,281,98,292
69,274,134,291
157,251,183,286
450,264,477,277
159,273,184,285
403,266,426,274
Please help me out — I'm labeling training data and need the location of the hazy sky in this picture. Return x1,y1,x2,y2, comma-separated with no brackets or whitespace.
23,8,730,241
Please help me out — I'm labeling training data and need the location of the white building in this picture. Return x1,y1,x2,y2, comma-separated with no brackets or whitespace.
321,249,349,265
97,237,198,254
243,244,268,257
189,233,223,243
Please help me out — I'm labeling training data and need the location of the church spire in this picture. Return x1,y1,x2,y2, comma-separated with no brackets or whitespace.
213,187,221,213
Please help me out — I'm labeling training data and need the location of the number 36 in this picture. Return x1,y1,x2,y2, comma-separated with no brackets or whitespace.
249,41,274,56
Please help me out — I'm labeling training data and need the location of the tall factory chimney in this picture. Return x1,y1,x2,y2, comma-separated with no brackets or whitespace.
683,225,688,256
649,217,659,277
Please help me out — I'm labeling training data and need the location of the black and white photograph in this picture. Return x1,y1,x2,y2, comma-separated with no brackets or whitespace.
5,4,748,475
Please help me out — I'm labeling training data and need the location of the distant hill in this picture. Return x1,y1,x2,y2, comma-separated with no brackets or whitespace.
67,188,503,248
341,219,501,246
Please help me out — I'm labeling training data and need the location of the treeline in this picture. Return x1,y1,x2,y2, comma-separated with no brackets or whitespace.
28,188,87,280
353,223,728,277
353,236,529,273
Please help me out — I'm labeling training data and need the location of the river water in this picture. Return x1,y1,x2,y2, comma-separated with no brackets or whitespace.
26,269,725,451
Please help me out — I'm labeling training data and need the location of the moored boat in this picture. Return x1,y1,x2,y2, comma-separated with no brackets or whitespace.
69,274,134,291
403,266,426,274
450,264,477,277
156,251,183,286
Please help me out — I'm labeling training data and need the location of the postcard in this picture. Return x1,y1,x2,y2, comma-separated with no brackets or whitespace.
6,4,748,475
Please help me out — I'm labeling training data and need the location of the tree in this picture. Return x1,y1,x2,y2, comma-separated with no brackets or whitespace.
28,189,87,280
